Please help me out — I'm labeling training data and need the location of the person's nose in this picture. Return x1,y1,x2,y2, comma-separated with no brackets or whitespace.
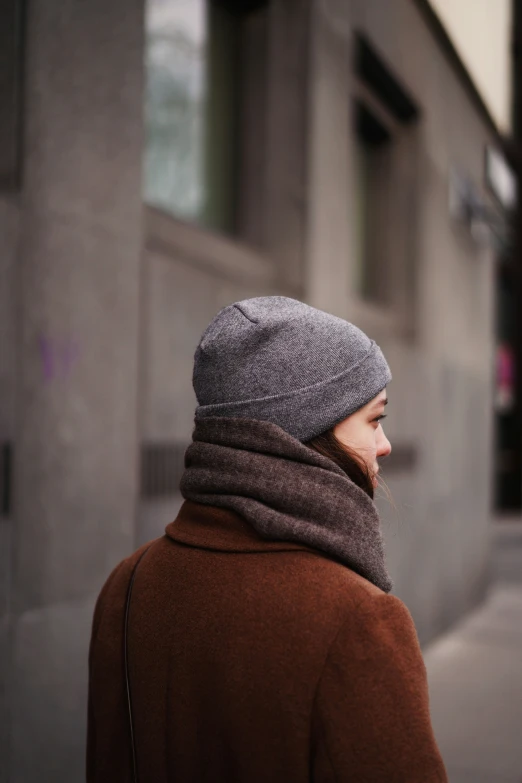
377,426,392,458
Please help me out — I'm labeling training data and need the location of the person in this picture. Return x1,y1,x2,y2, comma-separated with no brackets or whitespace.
87,296,448,782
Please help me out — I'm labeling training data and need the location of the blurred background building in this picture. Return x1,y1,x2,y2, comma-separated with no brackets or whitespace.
0,0,518,779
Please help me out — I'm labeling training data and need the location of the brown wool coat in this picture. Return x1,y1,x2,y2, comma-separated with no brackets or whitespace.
87,501,448,782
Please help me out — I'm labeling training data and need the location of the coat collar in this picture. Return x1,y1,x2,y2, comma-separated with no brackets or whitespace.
166,500,318,556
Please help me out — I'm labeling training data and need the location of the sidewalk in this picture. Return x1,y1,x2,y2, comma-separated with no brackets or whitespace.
424,522,522,783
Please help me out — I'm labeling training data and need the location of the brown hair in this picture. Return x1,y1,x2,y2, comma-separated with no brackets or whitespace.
305,429,375,499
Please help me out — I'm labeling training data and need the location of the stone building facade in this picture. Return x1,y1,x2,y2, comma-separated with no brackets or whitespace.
0,0,509,779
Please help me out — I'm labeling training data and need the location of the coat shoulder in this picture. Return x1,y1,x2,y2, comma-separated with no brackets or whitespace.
260,547,401,652
310,556,419,655
285,546,390,610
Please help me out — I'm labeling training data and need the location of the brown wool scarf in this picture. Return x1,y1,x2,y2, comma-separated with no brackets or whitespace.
180,417,393,593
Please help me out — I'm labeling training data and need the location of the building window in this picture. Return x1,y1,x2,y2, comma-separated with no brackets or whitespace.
352,35,420,308
144,0,267,235
354,102,392,304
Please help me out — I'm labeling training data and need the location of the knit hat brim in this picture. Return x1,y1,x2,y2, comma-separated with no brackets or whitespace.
195,341,391,442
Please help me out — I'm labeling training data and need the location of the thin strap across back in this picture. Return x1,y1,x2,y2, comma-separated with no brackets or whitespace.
124,543,155,783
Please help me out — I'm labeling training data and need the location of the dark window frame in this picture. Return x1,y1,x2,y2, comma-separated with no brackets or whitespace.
0,0,26,191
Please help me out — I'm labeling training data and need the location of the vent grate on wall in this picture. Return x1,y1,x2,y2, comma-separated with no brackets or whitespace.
141,442,189,499
381,444,418,474
140,440,417,498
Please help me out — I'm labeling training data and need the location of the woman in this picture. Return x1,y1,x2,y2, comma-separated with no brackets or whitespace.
87,296,447,782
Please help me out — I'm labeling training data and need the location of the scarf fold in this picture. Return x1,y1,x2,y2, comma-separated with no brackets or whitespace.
180,417,393,593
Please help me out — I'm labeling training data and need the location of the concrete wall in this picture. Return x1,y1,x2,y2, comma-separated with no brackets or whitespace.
138,210,287,542
1,0,145,780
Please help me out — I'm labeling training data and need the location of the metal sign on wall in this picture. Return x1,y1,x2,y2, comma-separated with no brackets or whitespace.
0,0,25,190
485,146,517,212
449,166,510,250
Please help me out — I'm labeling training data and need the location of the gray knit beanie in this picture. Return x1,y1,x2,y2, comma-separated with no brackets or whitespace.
193,296,391,442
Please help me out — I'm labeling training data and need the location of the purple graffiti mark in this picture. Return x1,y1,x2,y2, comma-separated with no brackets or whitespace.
39,335,81,383
39,336,56,382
